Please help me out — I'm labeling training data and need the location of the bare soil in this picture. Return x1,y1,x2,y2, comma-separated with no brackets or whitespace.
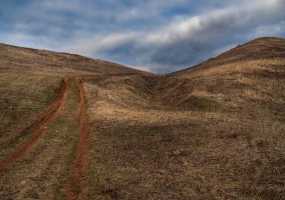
65,79,90,200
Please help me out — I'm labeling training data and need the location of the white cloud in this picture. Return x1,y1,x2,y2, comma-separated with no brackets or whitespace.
67,32,139,55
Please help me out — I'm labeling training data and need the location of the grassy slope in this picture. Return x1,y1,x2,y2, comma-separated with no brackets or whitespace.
0,78,83,200
85,37,285,200
0,73,63,159
0,37,284,200
0,43,146,200
0,43,148,75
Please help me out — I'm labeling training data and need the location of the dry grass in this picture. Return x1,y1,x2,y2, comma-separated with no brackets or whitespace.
83,38,285,199
0,73,62,159
0,37,285,199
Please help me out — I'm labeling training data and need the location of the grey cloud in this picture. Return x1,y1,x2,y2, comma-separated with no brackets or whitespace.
76,0,285,73
1,0,285,73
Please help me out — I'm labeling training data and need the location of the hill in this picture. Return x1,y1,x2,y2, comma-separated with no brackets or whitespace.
0,37,285,200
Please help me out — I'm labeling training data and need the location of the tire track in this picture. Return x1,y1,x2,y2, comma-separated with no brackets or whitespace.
65,79,90,200
0,78,68,172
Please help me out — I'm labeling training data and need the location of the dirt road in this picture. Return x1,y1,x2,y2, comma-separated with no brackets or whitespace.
0,78,68,172
0,77,90,200
65,79,90,200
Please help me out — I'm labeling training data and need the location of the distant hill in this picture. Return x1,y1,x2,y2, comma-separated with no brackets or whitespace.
0,42,148,75
0,37,284,200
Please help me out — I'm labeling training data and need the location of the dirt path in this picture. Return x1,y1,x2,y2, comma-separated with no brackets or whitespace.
0,78,68,172
0,77,91,200
65,79,90,200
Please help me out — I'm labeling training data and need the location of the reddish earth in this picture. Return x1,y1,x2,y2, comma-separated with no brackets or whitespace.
0,78,68,172
0,76,91,199
65,79,90,200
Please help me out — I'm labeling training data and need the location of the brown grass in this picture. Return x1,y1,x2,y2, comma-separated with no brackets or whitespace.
0,37,285,200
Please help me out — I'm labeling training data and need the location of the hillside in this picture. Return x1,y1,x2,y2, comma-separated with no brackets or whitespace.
0,37,285,200
0,42,148,75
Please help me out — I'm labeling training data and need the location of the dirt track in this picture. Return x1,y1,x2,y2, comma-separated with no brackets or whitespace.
0,78,68,172
0,77,90,200
65,79,90,200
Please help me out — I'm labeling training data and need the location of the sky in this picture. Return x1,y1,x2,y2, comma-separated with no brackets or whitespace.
0,0,285,73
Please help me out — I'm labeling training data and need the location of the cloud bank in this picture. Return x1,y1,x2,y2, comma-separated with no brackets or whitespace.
0,0,285,73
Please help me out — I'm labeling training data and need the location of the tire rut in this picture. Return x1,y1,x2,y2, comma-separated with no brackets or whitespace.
0,78,68,172
65,79,90,200
0,77,91,200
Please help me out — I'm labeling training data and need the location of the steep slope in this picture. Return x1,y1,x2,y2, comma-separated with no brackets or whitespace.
0,37,285,200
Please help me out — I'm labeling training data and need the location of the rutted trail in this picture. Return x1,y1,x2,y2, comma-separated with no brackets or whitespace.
1,37,285,200
65,79,90,200
0,77,91,200
0,78,68,172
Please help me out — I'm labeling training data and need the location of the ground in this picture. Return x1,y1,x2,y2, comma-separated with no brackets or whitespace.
0,37,285,200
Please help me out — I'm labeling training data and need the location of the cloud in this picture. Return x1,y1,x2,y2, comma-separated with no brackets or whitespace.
68,32,139,55
145,0,285,71
62,0,285,72
0,0,284,73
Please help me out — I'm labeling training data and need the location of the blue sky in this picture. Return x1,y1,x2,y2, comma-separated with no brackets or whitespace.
0,0,285,73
